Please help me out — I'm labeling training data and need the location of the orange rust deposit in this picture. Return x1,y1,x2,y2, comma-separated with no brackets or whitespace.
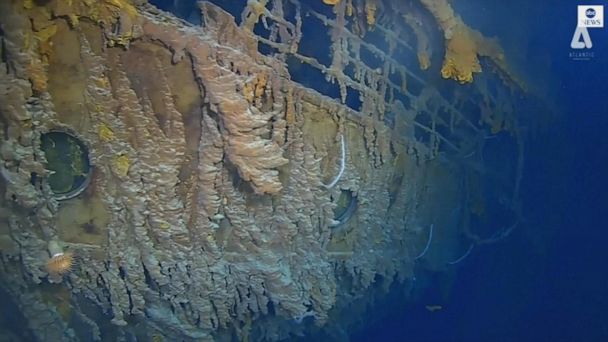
46,252,75,277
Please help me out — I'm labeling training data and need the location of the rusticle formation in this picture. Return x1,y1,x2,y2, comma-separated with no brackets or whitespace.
0,0,530,341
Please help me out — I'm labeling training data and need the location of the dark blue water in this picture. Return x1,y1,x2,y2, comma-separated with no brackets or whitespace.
350,1,608,341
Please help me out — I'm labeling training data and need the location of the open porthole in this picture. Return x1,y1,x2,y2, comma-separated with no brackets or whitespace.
332,189,358,227
40,131,92,201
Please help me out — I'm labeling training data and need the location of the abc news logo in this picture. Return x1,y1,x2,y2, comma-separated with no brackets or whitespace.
571,5,603,50
579,6,603,27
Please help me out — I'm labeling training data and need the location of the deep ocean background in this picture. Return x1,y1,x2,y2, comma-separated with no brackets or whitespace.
350,1,608,341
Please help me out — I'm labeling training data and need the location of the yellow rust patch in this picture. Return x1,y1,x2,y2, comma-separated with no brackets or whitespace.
98,123,115,142
23,0,34,10
419,0,522,87
440,27,482,84
113,154,130,177
365,0,377,26
26,0,140,48
33,24,57,62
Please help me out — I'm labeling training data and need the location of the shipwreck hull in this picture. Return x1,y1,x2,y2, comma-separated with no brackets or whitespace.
0,0,525,341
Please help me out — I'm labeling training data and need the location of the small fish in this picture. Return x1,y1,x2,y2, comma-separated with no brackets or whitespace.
425,305,443,312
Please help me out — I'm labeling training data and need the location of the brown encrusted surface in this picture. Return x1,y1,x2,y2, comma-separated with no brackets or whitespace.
0,0,525,341
143,4,289,195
